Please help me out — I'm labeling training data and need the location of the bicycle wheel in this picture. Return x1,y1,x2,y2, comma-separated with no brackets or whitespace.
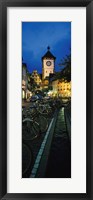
37,105,52,118
22,118,40,140
22,143,33,177
35,115,48,133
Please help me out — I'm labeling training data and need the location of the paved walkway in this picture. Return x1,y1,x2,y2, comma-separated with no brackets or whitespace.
45,107,71,178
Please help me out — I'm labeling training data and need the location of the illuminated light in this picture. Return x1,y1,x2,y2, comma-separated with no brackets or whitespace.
22,90,25,99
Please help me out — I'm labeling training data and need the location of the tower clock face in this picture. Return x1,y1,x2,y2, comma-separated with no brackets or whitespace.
46,61,51,66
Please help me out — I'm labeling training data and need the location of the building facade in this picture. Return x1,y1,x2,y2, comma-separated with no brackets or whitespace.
22,62,28,99
22,61,32,100
31,70,42,90
51,78,71,98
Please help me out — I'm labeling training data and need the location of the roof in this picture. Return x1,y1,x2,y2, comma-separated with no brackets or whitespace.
50,76,57,82
42,46,56,60
22,62,27,69
39,73,42,79
49,72,60,82
44,76,49,80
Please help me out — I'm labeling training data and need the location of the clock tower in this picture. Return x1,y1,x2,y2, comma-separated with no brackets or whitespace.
42,46,56,80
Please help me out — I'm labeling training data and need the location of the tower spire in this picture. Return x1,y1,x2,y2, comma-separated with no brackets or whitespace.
47,46,50,51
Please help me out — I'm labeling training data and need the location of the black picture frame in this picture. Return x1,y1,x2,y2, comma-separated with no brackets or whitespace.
0,0,93,199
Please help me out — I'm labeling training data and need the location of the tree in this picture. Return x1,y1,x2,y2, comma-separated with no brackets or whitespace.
59,54,71,82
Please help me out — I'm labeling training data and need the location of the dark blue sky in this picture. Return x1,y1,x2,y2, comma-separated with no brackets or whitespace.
22,22,71,74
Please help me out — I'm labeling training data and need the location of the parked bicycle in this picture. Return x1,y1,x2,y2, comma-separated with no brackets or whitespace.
22,142,33,178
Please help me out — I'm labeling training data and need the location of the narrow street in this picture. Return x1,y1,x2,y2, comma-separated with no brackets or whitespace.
22,24,71,179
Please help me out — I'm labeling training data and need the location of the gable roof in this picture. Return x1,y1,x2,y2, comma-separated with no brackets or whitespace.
42,47,56,60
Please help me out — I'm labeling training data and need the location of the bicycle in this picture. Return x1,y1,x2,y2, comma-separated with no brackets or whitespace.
28,105,49,133
22,114,41,141
22,142,33,178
